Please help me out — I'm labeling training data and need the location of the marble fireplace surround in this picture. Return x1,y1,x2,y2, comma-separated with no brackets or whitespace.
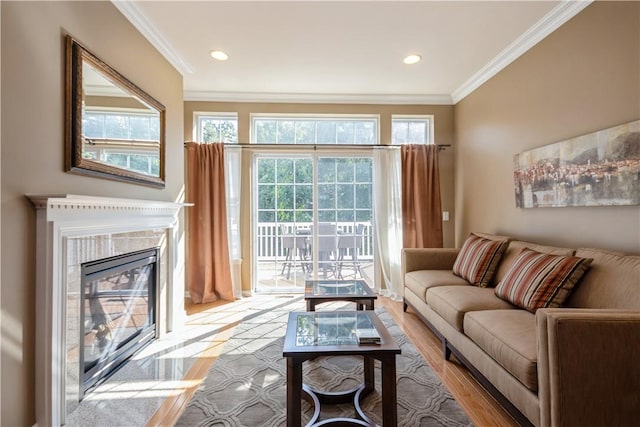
28,194,189,427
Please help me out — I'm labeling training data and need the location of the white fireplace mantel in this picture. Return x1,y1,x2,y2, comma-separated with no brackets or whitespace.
27,194,190,427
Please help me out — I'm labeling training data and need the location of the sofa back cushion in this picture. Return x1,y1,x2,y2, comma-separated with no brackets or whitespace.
566,248,640,310
453,233,509,287
495,248,593,312
495,241,575,284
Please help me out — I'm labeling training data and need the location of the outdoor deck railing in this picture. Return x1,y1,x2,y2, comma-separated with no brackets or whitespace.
256,222,374,260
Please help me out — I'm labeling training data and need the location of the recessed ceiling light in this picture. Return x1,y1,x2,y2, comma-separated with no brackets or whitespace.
210,50,229,61
403,54,422,65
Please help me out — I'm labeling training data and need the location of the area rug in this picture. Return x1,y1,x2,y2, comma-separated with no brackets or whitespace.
176,297,472,426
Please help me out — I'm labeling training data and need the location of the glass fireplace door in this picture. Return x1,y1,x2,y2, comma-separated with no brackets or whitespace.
80,248,158,396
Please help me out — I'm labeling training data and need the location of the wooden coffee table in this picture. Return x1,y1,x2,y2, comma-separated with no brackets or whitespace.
305,279,377,311
283,311,401,426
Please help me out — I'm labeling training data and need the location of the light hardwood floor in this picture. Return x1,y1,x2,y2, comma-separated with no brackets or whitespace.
147,295,519,426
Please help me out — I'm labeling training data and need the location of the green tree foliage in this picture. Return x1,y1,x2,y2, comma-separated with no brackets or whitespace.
257,156,373,226
202,119,237,143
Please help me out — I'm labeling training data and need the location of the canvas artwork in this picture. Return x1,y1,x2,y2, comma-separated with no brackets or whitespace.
514,120,640,208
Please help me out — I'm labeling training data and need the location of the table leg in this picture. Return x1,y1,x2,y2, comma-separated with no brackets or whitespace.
356,302,363,311
286,357,303,427
307,300,314,311
381,356,397,426
363,355,375,396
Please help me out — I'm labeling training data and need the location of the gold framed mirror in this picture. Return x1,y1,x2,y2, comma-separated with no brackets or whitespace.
65,35,166,188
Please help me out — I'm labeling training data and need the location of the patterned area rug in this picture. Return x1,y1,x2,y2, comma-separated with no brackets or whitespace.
176,297,472,426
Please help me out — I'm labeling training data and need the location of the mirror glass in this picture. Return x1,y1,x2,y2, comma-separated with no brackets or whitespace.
66,36,165,187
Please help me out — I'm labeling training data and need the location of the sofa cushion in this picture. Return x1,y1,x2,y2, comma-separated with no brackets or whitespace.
405,270,469,302
567,248,640,310
495,241,575,284
464,310,538,391
495,248,593,313
427,286,515,331
453,233,509,287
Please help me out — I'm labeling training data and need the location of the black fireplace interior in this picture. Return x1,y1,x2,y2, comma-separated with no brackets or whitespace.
80,247,159,396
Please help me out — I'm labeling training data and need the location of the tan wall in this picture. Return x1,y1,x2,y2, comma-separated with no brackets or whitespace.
0,2,184,425
184,101,455,292
454,1,640,253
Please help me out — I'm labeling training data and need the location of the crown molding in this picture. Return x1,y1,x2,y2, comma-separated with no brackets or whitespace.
184,90,454,105
451,0,593,104
111,0,194,75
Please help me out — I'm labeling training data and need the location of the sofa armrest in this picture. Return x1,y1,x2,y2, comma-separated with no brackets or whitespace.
536,309,640,427
401,248,460,274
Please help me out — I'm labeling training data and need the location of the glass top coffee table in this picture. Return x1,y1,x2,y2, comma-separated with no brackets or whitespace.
305,279,377,312
283,311,401,427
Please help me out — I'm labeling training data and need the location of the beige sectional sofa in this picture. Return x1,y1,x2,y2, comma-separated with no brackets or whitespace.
402,233,640,427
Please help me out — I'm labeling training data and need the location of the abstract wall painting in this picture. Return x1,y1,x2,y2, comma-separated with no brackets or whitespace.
514,120,640,208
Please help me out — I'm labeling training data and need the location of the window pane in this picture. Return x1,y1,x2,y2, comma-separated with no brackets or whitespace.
276,210,293,222
392,117,432,145
258,184,275,209
278,121,295,144
255,119,276,143
276,159,294,183
318,184,335,209
295,121,314,144
83,114,104,138
150,117,160,140
337,210,354,222
252,116,378,145
294,160,313,183
317,158,335,183
336,122,355,144
200,117,238,143
106,153,127,168
316,121,336,143
355,184,371,209
356,210,371,221
355,159,372,182
295,185,312,209
105,116,129,139
408,122,426,143
355,121,374,144
129,117,150,140
336,159,354,182
336,184,354,208
129,154,150,173
277,185,294,209
296,210,312,222
392,122,408,144
258,211,274,222
258,159,275,183
317,210,335,222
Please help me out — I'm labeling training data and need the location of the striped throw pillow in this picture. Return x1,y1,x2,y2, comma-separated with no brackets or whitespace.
453,234,509,287
495,248,593,312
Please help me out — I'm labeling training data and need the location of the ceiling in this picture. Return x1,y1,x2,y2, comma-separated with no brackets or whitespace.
114,1,592,105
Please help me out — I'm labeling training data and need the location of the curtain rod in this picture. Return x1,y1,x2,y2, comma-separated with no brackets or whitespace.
184,142,451,150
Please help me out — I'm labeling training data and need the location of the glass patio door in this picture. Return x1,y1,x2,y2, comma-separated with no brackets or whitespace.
253,154,373,292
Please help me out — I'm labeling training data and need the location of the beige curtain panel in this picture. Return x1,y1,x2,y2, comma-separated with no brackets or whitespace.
401,144,443,249
185,142,235,303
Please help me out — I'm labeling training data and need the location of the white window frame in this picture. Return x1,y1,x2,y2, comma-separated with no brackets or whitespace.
194,112,238,143
250,113,380,145
391,115,434,145
83,108,160,142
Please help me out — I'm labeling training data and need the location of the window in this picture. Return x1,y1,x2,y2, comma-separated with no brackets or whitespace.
251,115,378,145
253,153,374,291
82,109,160,175
83,110,160,141
196,113,238,143
391,115,433,144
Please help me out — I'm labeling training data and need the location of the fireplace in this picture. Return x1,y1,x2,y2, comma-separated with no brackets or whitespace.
81,248,159,396
28,194,189,426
